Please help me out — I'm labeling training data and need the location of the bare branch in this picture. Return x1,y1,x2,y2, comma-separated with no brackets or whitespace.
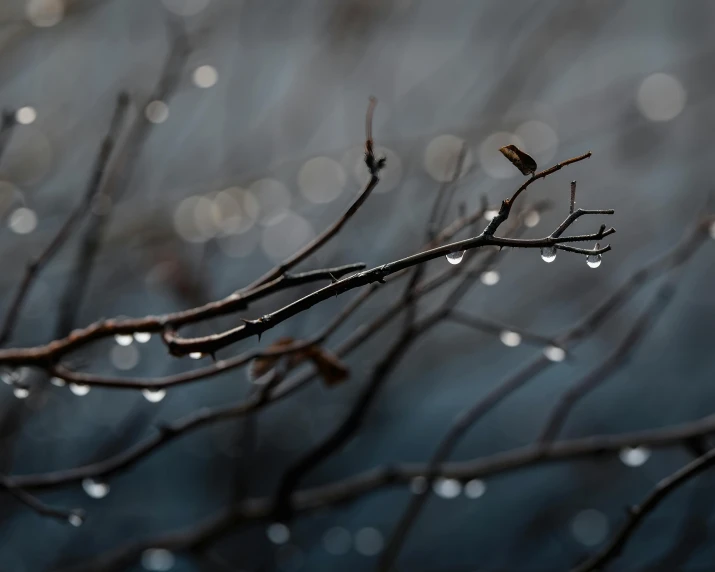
572,448,715,572
539,272,680,444
377,217,710,570
0,93,130,346
242,98,384,291
51,413,715,572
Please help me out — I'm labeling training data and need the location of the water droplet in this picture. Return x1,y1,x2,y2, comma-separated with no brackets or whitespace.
50,376,66,387
69,383,90,396
134,332,151,343
68,512,84,527
141,548,175,571
189,352,203,360
586,253,602,269
433,478,461,499
480,270,500,286
524,210,541,228
619,446,651,467
15,106,37,124
142,388,166,403
13,387,29,399
445,251,464,265
541,246,557,263
499,331,521,347
82,478,110,499
464,479,486,499
484,209,499,221
543,345,566,362
267,522,290,544
114,334,133,346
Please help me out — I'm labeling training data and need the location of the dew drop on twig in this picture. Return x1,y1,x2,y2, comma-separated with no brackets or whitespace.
586,253,602,268
82,478,110,499
540,246,557,263
142,388,166,403
69,383,90,396
445,251,464,265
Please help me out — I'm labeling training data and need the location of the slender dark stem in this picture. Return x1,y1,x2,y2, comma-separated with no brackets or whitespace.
242,98,383,291
0,109,16,165
377,218,710,571
538,272,680,444
572,448,715,572
0,93,129,346
570,180,577,214
272,327,421,519
0,475,79,523
51,413,715,572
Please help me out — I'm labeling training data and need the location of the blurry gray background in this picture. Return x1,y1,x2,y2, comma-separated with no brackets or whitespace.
1,0,715,570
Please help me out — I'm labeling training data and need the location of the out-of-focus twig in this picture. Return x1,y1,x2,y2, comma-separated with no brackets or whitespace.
572,447,715,572
0,94,130,347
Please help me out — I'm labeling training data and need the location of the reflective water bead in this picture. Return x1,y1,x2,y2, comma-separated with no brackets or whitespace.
540,246,557,263
445,251,464,265
586,253,602,268
82,478,110,499
142,388,166,403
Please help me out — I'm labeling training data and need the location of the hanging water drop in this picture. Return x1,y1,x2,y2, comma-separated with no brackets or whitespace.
540,246,557,263
13,387,29,399
619,446,651,467
445,251,464,265
134,332,151,343
114,334,133,346
464,478,487,499
142,388,166,403
50,376,66,387
543,345,566,362
69,383,90,396
68,512,84,527
82,478,110,499
499,330,521,347
586,253,602,268
189,352,203,360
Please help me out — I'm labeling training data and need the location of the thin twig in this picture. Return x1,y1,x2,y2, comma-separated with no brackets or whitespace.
0,109,16,165
242,98,384,291
377,217,710,570
52,413,715,572
538,271,681,444
571,448,715,572
0,94,130,346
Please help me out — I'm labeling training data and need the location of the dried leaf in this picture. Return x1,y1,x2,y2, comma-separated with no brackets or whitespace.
306,347,350,387
248,337,349,387
499,144,537,176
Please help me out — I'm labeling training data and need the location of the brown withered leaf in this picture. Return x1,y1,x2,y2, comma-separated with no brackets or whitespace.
247,337,349,387
306,347,350,387
499,144,537,176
